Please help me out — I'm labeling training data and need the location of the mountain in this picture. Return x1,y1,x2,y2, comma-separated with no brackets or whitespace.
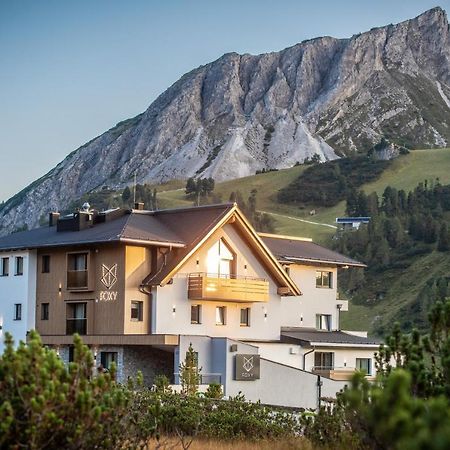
1,7,450,234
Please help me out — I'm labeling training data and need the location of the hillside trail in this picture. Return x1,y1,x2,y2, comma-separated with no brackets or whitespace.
259,210,337,229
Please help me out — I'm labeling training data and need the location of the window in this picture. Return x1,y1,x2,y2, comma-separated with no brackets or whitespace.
207,239,235,277
130,301,143,321
41,303,49,320
316,314,332,331
14,303,22,321
314,352,334,369
68,346,75,362
215,306,226,325
240,307,250,327
1,257,9,276
42,255,51,273
191,305,201,324
316,271,332,288
15,257,24,276
67,253,88,289
100,352,118,371
356,358,372,375
66,302,87,335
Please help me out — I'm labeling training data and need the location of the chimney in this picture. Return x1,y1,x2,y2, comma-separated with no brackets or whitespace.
49,212,60,227
134,202,145,210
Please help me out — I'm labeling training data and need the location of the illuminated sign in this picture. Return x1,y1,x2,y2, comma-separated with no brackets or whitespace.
99,263,118,302
235,354,260,381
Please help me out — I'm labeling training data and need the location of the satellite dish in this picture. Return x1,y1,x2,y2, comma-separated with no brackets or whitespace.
82,202,91,212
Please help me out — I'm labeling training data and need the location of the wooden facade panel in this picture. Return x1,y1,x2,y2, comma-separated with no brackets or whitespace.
36,245,127,337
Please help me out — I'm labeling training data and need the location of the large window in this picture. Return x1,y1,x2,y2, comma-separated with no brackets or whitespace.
191,305,201,324
14,303,22,321
130,301,143,321
316,271,332,288
15,257,24,276
41,303,49,320
66,302,87,335
1,257,9,276
67,253,88,289
356,358,372,375
240,307,250,327
100,352,118,371
316,314,332,331
42,255,51,273
207,239,235,277
314,352,334,370
215,306,226,325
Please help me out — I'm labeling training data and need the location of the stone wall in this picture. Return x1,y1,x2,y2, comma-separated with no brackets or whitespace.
122,346,173,386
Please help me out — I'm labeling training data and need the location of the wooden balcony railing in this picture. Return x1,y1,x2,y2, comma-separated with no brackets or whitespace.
188,273,269,302
67,270,88,290
66,318,87,335
312,366,370,381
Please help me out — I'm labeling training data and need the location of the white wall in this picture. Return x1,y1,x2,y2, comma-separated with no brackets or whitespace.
253,342,378,376
280,265,348,329
177,336,347,409
0,250,37,353
153,224,282,340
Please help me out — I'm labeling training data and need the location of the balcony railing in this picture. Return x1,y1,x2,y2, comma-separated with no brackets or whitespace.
312,366,371,381
66,318,87,335
67,270,88,289
173,372,222,385
188,273,269,302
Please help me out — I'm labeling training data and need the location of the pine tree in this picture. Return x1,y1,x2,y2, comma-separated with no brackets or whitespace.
437,222,450,251
179,343,201,396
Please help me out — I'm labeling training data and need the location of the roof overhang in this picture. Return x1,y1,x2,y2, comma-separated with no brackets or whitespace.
158,204,301,296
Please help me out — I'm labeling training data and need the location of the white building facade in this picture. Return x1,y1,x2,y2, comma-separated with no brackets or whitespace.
0,250,37,353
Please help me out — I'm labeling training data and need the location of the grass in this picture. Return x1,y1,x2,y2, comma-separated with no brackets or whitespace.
146,437,313,449
157,148,450,245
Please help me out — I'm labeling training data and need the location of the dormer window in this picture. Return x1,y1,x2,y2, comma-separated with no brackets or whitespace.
206,238,235,278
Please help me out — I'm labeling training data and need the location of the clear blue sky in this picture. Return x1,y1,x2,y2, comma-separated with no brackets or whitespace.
0,0,448,202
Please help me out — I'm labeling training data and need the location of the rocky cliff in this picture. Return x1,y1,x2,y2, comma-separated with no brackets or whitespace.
1,7,450,234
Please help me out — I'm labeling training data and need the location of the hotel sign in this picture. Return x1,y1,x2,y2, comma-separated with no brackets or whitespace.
235,354,260,381
99,264,118,302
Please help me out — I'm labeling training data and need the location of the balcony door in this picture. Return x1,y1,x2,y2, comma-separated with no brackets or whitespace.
206,239,235,278
67,252,88,289
314,352,334,370
66,302,87,335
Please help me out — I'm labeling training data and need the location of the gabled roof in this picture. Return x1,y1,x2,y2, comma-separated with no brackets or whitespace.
142,204,301,295
0,211,185,251
281,328,381,347
259,233,366,268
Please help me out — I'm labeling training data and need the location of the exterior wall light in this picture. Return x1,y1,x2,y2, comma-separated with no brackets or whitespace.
172,306,176,314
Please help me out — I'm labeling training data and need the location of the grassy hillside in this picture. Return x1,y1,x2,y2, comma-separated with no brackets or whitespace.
158,148,450,336
159,148,450,245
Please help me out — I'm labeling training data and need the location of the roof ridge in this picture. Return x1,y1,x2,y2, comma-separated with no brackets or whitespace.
132,202,236,216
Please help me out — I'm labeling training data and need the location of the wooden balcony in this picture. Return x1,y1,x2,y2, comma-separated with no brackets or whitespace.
188,273,269,303
312,366,370,381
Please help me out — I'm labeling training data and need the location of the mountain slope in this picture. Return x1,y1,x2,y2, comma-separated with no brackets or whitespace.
1,7,450,235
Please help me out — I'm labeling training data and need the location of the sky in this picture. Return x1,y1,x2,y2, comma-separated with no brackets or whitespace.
0,0,448,202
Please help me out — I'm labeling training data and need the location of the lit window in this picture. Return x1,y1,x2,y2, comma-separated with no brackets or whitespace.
191,305,201,324
14,303,22,321
207,239,235,277
41,303,49,320
356,358,372,375
316,271,332,288
240,308,250,327
1,257,9,276
130,301,143,321
316,314,332,331
15,257,24,276
215,306,226,325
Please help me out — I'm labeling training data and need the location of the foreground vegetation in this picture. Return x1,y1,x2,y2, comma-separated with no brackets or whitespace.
1,297,449,449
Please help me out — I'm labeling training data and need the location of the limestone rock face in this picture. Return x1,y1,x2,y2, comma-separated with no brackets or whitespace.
1,7,450,234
